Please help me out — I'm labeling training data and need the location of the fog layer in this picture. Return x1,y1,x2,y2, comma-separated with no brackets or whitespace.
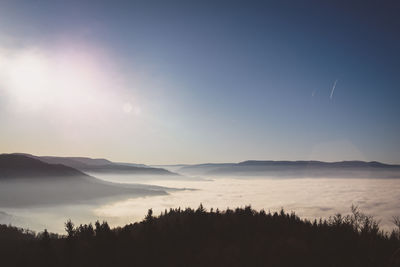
1,174,399,233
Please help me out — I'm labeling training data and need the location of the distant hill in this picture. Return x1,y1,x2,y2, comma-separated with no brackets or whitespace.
237,160,396,168
151,164,191,172
0,154,167,207
79,164,176,175
177,160,400,178
177,163,236,175
16,153,176,176
114,162,149,168
0,154,87,178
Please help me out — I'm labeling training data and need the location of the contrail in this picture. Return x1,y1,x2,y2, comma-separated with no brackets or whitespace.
330,79,338,99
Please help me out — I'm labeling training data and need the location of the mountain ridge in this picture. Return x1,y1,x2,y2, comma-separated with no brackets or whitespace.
0,154,169,207
237,160,398,168
0,154,88,179
12,153,176,175
177,160,400,177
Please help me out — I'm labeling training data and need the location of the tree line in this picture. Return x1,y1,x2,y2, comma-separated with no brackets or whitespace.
0,205,399,267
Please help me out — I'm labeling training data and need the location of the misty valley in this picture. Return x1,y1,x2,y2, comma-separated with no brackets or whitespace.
1,153,400,233
1,153,400,267
2,1,400,266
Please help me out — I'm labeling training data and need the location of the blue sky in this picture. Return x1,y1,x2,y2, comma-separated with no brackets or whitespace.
0,0,399,164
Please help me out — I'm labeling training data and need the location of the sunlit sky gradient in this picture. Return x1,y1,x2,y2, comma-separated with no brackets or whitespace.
0,1,399,164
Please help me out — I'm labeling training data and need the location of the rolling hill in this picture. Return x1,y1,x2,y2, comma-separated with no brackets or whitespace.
0,154,168,207
177,160,400,178
15,153,176,175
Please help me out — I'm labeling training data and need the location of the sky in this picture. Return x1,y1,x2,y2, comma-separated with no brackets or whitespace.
0,0,399,164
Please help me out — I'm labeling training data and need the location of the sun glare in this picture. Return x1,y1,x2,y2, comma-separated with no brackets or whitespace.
5,50,50,109
0,46,135,118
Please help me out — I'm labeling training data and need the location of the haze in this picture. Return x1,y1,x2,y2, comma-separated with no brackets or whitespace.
0,1,399,164
1,1,400,258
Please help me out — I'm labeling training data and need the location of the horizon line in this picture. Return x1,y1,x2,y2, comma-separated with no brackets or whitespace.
2,152,400,166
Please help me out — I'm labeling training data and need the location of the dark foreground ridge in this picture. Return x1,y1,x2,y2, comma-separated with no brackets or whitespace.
1,206,400,267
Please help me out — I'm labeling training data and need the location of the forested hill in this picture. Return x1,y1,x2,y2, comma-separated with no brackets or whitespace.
1,206,399,267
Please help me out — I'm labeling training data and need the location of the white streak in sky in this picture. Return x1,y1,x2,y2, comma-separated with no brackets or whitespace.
330,79,338,99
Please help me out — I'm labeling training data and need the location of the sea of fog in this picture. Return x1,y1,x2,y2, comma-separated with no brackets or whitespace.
1,174,400,234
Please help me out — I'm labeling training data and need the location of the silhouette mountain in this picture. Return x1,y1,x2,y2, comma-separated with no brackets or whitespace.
0,154,87,178
0,154,167,207
237,160,397,168
178,160,400,178
16,153,176,175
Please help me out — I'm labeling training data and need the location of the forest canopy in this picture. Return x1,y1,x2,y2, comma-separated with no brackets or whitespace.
0,205,399,267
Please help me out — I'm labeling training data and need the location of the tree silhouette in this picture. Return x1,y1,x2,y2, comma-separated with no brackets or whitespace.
0,206,399,267
64,219,75,238
145,209,153,222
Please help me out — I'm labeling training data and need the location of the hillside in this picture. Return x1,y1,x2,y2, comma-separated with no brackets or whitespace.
178,160,400,178
17,153,176,175
0,154,88,179
0,154,167,207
